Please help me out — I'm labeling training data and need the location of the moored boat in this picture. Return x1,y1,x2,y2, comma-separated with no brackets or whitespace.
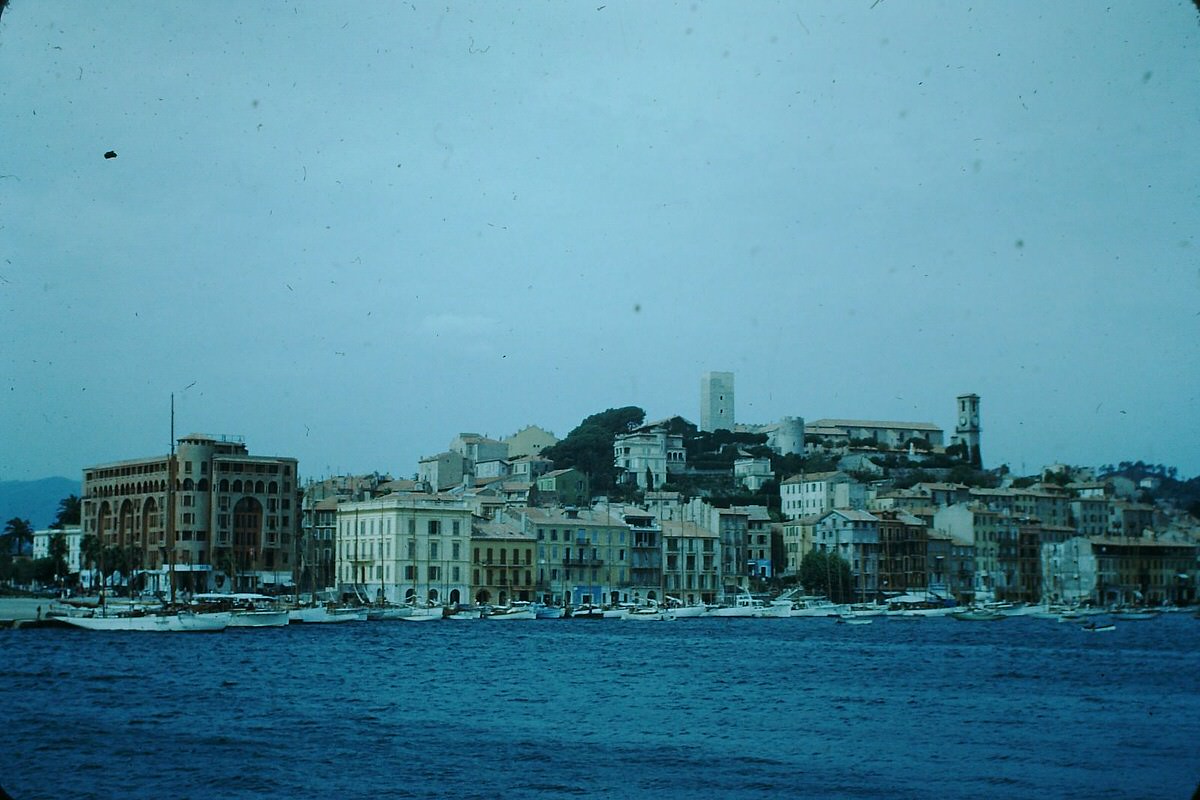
1081,621,1116,632
486,603,536,620
446,606,482,620
569,603,605,619
193,593,290,628
399,605,443,622
1110,608,1159,621
624,605,675,621
707,590,780,618
788,596,848,618
289,604,368,624
533,603,566,619
950,608,1006,622
59,610,231,632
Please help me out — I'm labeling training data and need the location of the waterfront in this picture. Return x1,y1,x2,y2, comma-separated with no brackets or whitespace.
2,615,1198,800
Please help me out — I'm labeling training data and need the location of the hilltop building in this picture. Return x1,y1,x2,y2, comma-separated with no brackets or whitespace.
805,418,944,450
950,393,982,467
503,425,559,458
700,371,735,432
736,416,805,456
613,420,686,490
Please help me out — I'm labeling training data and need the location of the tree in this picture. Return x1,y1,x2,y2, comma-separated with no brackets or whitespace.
49,533,68,582
51,495,81,529
101,544,129,591
80,533,102,592
798,550,853,603
3,517,33,556
541,406,646,495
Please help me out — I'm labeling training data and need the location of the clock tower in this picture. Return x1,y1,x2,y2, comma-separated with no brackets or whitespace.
951,393,982,468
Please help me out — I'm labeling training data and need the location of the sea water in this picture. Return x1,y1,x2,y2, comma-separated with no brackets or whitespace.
2,614,1198,799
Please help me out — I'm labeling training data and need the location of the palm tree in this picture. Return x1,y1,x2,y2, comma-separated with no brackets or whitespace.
80,533,102,593
51,495,81,529
3,517,33,556
49,533,69,586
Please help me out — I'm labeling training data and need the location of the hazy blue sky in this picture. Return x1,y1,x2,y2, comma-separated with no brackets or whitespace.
2,1,1198,482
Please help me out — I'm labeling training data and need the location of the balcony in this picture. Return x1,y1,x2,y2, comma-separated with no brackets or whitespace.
564,556,603,567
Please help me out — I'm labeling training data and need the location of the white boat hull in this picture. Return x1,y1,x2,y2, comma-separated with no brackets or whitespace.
487,608,536,620
61,611,230,632
400,608,443,622
289,606,367,624
367,606,413,621
624,609,675,621
228,610,290,628
447,609,482,620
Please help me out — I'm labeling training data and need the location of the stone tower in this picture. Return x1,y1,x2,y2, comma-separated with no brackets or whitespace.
700,371,735,432
952,393,982,468
773,416,805,455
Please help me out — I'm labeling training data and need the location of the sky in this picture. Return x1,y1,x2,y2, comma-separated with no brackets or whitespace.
2,1,1198,483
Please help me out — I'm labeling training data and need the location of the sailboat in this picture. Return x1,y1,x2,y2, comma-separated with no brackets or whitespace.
60,610,230,632
65,398,232,633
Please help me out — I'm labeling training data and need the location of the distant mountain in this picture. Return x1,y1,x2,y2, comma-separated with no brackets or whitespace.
0,477,81,529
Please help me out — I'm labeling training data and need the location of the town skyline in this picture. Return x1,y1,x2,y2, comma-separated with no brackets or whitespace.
3,2,1198,482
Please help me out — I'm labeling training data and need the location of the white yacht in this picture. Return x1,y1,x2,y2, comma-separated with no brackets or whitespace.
60,610,231,632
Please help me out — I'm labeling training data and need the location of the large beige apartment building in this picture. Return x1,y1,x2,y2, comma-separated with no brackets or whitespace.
81,434,299,594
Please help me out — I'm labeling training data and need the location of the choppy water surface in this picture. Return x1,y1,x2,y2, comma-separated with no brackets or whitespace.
2,614,1198,799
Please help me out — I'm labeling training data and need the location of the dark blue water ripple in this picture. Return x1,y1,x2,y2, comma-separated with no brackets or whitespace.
2,615,1198,800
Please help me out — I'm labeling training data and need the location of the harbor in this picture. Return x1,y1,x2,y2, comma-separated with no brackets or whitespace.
3,607,1197,800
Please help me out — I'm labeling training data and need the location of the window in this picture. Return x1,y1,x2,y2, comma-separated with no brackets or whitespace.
404,565,415,580
428,520,440,535
430,542,439,560
452,520,460,535
427,565,440,580
452,542,460,559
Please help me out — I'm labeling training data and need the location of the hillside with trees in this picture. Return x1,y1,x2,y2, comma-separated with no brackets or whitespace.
540,406,646,497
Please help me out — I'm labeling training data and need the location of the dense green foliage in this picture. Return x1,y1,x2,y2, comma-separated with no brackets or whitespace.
541,406,646,496
3,517,33,556
51,494,81,529
799,550,853,603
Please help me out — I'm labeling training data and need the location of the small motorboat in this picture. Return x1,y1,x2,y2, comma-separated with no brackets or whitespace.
1081,622,1116,632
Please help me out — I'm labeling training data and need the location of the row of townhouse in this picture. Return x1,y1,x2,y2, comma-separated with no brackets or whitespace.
330,493,782,608
782,504,1198,606
782,471,1161,537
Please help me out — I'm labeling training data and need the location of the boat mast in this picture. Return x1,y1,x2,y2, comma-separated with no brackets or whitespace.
168,393,177,606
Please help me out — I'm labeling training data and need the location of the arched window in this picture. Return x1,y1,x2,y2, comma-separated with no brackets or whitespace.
232,480,243,493
183,478,194,491
268,481,278,494
197,478,209,491
404,587,416,603
220,479,229,492
255,480,265,494
449,589,461,605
